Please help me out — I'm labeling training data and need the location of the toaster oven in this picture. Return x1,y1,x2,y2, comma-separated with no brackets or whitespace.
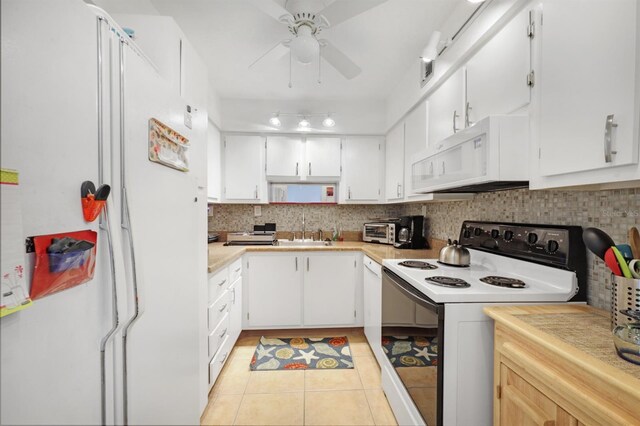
363,221,398,245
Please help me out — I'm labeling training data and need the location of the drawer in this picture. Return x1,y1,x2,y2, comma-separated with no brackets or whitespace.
229,258,242,284
208,290,231,331
208,267,229,304
208,312,230,359
208,335,231,387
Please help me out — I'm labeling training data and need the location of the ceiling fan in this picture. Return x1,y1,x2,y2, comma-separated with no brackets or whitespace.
247,0,387,82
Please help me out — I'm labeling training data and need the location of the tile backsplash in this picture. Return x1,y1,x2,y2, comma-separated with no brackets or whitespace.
209,187,639,310
403,187,640,310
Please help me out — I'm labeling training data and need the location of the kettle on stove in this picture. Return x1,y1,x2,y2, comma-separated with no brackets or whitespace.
439,239,471,267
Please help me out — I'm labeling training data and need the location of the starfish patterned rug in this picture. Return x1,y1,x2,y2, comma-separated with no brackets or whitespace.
382,335,438,367
250,336,353,370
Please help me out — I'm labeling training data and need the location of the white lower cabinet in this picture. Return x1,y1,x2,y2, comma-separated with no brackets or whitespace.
204,259,243,394
246,254,303,328
244,252,362,329
303,253,358,326
363,256,383,365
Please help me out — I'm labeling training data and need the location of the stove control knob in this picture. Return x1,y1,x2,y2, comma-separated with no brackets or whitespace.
504,230,514,241
527,232,538,245
491,229,500,239
463,228,471,238
547,240,560,254
474,227,483,236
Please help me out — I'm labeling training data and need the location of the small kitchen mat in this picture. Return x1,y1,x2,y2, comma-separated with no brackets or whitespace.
250,336,353,370
382,336,438,367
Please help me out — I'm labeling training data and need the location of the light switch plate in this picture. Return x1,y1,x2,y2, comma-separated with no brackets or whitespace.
254,205,262,217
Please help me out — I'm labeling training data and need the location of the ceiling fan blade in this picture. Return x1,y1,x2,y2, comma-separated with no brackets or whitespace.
249,40,290,70
319,40,361,80
246,0,293,23
316,0,387,27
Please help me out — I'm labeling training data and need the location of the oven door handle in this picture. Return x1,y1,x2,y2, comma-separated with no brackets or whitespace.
383,267,443,315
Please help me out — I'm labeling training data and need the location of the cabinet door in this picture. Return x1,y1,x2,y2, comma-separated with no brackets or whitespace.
207,123,221,201
404,101,429,195
247,255,302,327
228,277,242,344
363,257,383,363
303,254,357,326
343,137,382,201
428,68,466,147
266,136,302,178
385,122,405,201
500,364,575,426
538,0,638,176
466,8,531,124
305,137,341,178
223,135,264,201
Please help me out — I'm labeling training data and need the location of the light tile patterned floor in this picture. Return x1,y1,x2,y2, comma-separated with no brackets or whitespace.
201,328,398,426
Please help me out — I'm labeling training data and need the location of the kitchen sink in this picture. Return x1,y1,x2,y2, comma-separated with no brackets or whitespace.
277,240,334,247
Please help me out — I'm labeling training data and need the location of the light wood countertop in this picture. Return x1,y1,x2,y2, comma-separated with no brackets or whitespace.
208,240,444,273
484,304,640,396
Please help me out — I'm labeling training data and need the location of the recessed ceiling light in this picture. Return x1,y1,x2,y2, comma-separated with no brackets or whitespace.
322,116,335,128
269,114,281,127
298,118,310,128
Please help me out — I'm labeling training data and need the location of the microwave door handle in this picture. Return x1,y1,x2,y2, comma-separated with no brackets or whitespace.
383,268,441,313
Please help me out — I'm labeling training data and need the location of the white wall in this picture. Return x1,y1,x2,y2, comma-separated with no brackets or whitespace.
219,98,386,135
386,0,527,131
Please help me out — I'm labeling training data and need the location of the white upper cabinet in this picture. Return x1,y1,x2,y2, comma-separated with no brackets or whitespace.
342,137,384,202
404,100,429,196
223,135,266,203
466,8,532,124
207,123,221,202
305,137,342,179
427,67,466,148
533,0,639,188
385,122,405,202
266,136,303,179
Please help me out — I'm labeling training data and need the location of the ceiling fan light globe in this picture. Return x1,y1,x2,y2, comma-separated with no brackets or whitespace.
290,25,318,64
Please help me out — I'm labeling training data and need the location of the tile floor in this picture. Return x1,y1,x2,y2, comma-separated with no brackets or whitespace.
201,328,398,426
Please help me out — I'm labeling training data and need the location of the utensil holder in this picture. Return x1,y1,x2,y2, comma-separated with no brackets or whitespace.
611,275,640,329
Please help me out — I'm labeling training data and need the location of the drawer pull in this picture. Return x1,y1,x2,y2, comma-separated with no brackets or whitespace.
219,328,227,338
218,304,228,312
234,267,241,273
217,279,226,287
219,352,228,364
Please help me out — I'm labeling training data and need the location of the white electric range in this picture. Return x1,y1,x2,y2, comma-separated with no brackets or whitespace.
379,221,587,426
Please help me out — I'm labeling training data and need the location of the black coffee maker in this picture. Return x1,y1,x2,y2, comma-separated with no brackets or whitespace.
394,216,427,249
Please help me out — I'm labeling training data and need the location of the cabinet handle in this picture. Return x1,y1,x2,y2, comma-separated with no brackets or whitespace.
397,183,401,198
217,279,226,287
254,185,258,199
218,304,227,312
219,328,228,338
452,110,460,133
465,101,473,127
604,114,618,163
234,267,241,273
441,161,446,175
231,288,236,304
295,257,298,271
348,187,352,200
219,352,228,364
307,257,309,272
308,162,311,176
429,162,434,176
295,162,299,176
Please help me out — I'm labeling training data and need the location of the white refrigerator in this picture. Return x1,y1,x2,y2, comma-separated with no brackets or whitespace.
0,1,208,425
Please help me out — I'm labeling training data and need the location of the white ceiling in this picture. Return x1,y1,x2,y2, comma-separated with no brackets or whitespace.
138,0,462,101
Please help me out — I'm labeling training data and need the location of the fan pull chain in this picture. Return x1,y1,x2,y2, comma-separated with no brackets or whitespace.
318,47,322,84
288,50,293,88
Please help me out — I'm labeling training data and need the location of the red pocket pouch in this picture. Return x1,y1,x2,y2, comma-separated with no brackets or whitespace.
30,230,97,300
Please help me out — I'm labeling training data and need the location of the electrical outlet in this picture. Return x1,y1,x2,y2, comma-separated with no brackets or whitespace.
254,205,262,217
421,205,427,216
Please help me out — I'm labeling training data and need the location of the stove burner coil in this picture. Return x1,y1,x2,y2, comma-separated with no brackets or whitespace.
399,260,438,270
480,276,527,288
425,276,470,288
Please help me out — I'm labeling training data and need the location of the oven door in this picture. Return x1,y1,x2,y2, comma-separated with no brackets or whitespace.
381,267,444,426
